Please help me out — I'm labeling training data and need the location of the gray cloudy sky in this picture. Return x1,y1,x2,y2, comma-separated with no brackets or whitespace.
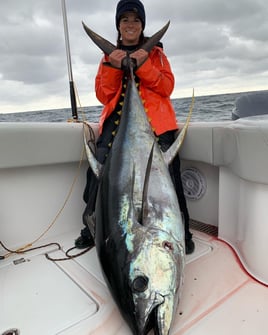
1,0,268,113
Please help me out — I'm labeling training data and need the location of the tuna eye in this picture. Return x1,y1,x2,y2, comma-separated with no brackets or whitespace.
132,275,149,293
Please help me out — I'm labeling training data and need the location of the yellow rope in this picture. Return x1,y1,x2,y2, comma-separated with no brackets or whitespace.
178,88,195,146
3,145,86,258
32,146,85,245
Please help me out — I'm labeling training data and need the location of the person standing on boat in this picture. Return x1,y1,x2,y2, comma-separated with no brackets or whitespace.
75,0,195,254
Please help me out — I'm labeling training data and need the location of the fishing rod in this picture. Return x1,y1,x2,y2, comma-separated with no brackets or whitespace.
61,0,78,120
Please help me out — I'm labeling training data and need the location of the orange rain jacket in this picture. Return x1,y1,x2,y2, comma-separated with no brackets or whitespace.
95,46,178,136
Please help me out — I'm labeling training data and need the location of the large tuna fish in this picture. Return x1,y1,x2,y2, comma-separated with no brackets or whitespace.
83,22,193,335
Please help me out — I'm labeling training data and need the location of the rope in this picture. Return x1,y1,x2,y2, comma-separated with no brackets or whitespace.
45,245,93,262
0,143,86,260
0,82,96,261
0,241,61,256
0,240,94,262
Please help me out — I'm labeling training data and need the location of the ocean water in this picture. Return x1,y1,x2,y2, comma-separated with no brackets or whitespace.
0,91,254,123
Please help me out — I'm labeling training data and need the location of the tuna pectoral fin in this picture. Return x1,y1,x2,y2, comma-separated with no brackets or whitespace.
83,122,102,179
140,143,154,225
131,142,154,225
163,89,195,165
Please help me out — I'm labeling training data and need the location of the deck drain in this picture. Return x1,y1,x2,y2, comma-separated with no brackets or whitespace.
1,329,20,335
190,219,218,237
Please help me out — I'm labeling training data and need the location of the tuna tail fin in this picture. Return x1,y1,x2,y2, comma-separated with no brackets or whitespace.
83,122,102,179
82,21,116,56
163,89,195,165
141,21,170,53
82,21,170,56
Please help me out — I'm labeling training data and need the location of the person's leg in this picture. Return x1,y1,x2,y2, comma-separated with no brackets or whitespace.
75,113,121,248
74,167,97,249
75,147,108,248
169,154,195,254
157,130,195,254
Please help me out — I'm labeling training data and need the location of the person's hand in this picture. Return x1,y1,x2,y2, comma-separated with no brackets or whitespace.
130,49,148,67
109,49,127,68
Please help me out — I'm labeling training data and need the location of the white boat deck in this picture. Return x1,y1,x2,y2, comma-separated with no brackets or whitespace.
1,228,267,335
1,111,268,334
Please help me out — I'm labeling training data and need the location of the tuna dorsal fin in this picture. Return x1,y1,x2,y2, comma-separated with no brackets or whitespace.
82,21,170,55
163,89,195,165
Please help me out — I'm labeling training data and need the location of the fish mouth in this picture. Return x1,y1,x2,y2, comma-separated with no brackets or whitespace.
131,292,167,335
136,300,165,335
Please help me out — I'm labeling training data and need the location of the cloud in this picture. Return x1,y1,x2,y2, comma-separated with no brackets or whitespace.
0,0,267,113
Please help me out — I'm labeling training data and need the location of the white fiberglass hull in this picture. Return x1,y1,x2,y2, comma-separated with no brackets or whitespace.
0,119,267,334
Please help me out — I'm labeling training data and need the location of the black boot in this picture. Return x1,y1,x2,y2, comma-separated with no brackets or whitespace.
75,226,95,249
185,237,195,255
